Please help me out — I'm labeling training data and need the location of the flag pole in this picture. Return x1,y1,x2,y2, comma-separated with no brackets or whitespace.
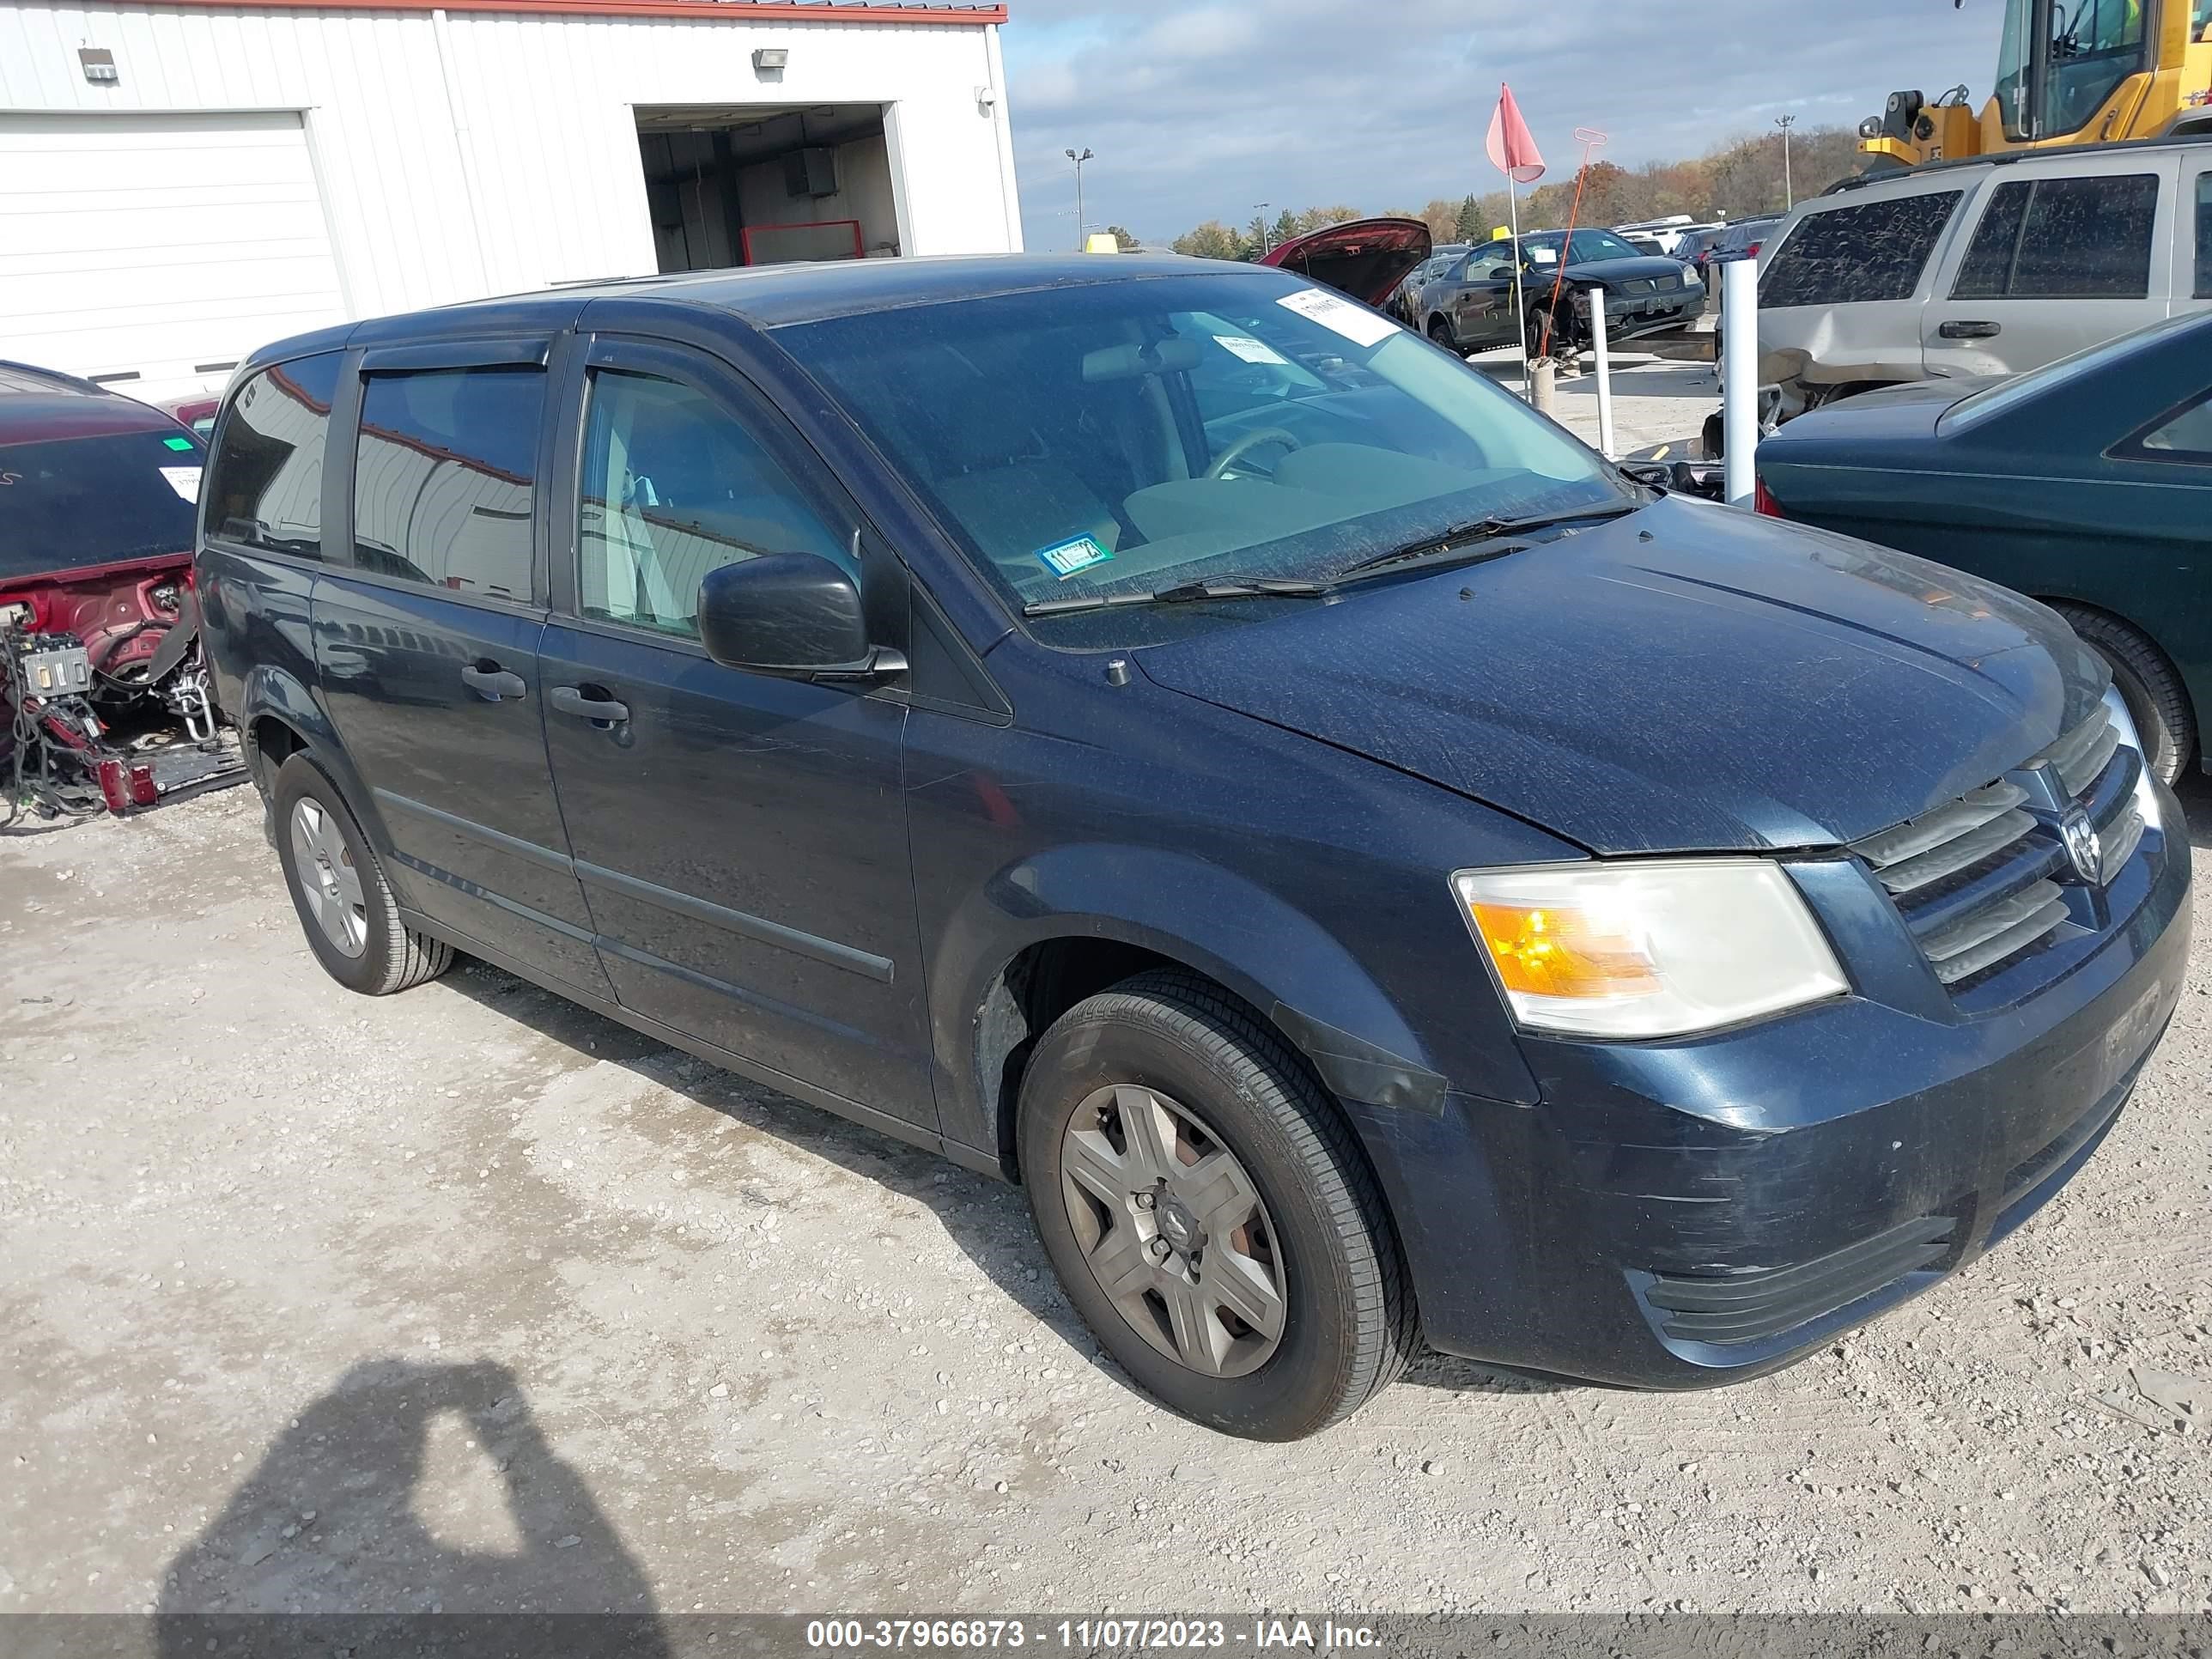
1509,182,1528,401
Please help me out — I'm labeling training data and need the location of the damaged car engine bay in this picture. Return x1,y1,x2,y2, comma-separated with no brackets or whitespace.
1,362,245,831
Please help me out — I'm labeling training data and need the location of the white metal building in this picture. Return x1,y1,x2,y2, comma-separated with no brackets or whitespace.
0,0,1023,403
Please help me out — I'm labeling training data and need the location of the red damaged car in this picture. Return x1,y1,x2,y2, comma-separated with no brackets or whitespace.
2,361,240,823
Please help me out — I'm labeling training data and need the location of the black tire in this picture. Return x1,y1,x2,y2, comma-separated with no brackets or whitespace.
1017,969,1416,1441
1426,316,1457,351
271,752,452,995
1526,304,1574,365
2051,605,2195,787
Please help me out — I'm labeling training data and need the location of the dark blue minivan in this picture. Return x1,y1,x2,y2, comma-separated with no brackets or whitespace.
195,256,2190,1441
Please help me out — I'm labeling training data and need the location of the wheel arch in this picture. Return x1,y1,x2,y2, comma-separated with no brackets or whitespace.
2033,594,2203,765
932,846,1451,1181
233,666,386,844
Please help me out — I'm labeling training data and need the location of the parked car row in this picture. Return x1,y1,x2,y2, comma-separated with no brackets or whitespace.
1400,228,1706,361
190,250,2188,1443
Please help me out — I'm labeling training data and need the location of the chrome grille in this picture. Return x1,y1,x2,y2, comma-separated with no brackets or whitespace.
1850,709,2142,992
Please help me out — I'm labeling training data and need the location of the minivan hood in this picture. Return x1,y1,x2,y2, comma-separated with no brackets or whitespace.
1137,496,2107,854
1260,218,1432,307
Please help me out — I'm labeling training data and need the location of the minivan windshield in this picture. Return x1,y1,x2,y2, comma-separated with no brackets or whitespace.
778,270,1623,641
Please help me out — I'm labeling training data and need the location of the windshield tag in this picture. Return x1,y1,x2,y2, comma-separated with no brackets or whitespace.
1036,534,1113,580
1214,334,1288,366
1274,289,1396,348
158,465,203,502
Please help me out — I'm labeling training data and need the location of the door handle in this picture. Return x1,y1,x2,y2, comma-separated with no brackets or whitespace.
460,662,527,702
550,684,631,726
1939,320,2002,340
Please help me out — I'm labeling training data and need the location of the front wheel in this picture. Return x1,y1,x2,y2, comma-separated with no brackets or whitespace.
2051,605,2196,786
1018,970,1415,1440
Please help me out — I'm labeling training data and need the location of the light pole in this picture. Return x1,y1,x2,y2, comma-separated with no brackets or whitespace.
1776,114,1796,210
1253,203,1273,253
1065,147,1093,250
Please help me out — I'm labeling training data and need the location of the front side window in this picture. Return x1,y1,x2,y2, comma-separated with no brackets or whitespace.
579,369,846,639
352,367,544,602
776,270,1619,643
1952,173,2159,299
1759,191,1963,307
205,353,341,559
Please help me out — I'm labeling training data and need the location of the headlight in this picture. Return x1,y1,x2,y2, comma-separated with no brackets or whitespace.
2101,686,2162,835
1450,860,1849,1039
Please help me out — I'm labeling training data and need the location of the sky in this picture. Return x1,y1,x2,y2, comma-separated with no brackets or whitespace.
1000,0,2004,250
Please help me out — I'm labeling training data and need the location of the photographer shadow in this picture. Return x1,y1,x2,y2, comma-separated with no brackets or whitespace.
156,1358,669,1655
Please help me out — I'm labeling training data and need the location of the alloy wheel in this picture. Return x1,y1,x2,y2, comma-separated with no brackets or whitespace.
290,798,368,958
1058,1083,1287,1378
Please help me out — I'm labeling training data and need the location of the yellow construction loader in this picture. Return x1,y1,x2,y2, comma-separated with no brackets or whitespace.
1862,0,2212,167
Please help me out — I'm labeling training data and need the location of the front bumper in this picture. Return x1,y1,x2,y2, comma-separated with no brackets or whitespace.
1346,782,2191,1388
1584,285,1707,342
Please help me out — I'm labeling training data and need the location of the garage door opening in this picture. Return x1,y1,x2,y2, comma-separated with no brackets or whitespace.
635,104,901,273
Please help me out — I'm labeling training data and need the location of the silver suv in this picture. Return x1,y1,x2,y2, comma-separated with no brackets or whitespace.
1756,133,2212,418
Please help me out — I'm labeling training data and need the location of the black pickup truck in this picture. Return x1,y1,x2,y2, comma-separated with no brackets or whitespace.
1417,228,1705,362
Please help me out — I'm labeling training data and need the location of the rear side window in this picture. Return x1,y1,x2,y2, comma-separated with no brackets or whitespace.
205,353,341,558
2117,389,2212,463
353,367,544,603
2197,173,2211,297
1759,191,1963,307
1952,174,2160,299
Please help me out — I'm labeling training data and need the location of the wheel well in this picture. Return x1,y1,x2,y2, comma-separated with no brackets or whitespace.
248,715,307,792
2033,597,2197,723
977,939,1325,1180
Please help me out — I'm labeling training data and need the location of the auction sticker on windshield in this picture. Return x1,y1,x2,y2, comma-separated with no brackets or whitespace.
1036,534,1114,580
1215,335,1290,366
158,465,203,501
1275,289,1396,348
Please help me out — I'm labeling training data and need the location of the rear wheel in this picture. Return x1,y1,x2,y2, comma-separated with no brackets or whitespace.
273,753,452,995
2051,605,2195,786
1426,316,1458,353
1018,969,1415,1441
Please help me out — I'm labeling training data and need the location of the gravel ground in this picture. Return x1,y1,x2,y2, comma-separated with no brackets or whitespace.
3,773,2208,1620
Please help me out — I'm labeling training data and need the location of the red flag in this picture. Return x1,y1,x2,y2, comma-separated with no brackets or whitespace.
1486,84,1546,185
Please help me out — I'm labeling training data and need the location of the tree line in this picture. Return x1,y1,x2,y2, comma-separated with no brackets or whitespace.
1168,125,1867,260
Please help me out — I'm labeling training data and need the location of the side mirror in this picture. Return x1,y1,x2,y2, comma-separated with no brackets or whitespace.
696,552,901,682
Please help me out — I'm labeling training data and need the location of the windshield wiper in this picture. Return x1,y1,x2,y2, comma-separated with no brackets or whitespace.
1022,578,1332,618
1331,501,1642,584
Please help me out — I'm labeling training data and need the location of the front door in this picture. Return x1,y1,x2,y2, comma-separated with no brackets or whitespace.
537,336,935,1130
314,341,607,992
1923,152,2179,381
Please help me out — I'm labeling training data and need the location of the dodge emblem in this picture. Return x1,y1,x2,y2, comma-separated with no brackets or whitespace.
2059,805,2103,885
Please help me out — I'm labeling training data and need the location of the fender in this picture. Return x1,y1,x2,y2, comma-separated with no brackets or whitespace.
930,841,1466,1159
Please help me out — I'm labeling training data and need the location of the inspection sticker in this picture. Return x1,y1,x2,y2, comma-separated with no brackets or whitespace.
157,465,203,501
1214,334,1288,366
1274,287,1396,348
1036,534,1114,580
162,435,196,452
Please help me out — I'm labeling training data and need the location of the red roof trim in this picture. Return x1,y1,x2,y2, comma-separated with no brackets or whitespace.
121,0,1004,18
